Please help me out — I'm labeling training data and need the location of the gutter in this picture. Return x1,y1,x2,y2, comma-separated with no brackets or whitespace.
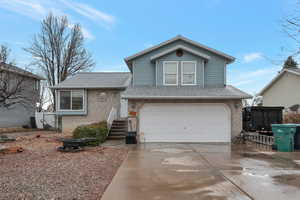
122,95,252,100
49,86,128,90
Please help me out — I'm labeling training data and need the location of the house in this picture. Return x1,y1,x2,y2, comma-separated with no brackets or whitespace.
259,68,300,111
52,35,251,142
0,62,43,128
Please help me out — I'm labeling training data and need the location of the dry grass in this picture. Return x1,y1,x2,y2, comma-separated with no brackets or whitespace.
0,132,128,200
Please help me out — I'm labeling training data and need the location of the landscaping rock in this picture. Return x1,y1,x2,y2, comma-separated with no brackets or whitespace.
0,146,24,154
0,131,128,200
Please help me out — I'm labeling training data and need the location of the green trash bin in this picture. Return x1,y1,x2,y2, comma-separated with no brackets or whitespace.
272,124,294,152
271,124,300,152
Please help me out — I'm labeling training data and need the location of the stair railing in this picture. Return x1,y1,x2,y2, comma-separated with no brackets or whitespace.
107,107,117,131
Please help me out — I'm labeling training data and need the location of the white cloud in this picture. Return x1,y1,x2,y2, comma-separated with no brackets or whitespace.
95,64,129,72
80,27,95,40
60,0,115,28
0,0,47,19
0,0,116,39
243,52,263,63
231,66,281,86
144,43,154,48
234,79,255,87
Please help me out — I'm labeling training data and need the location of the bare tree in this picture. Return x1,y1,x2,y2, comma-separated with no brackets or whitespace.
0,45,16,65
0,63,35,109
283,1,300,56
25,13,95,109
0,45,29,108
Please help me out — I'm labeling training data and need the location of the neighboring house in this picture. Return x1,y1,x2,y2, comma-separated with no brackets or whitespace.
0,62,43,128
259,68,300,110
52,35,251,142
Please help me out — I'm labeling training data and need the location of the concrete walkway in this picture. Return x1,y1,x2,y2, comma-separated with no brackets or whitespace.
101,143,300,200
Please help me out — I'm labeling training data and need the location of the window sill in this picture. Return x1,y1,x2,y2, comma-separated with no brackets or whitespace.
163,84,178,86
56,110,87,116
181,84,197,86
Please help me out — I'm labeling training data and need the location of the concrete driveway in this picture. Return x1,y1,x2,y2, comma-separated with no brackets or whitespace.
101,143,300,200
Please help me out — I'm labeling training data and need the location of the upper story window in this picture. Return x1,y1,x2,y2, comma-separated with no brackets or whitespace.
33,80,40,91
181,61,196,85
59,90,84,111
163,61,178,85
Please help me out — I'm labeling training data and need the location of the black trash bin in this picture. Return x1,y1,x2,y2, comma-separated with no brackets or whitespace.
242,106,284,134
30,117,37,128
126,132,137,144
294,126,300,149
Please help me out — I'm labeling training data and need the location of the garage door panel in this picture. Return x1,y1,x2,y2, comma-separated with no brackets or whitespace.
140,103,231,143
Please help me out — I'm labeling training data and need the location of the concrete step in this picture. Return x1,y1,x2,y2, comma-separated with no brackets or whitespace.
109,131,126,135
109,132,126,136
113,119,127,123
107,135,126,140
111,128,127,132
112,123,127,127
111,124,127,127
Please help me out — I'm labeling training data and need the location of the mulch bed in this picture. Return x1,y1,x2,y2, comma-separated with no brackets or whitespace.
0,132,128,200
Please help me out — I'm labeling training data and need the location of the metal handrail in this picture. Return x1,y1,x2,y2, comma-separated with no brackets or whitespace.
107,107,117,131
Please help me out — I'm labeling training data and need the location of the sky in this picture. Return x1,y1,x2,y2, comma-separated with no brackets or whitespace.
0,0,299,95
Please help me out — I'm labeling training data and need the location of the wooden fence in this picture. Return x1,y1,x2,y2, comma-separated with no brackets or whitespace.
245,133,275,146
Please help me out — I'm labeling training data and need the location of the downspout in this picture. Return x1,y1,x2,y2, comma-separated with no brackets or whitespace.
155,60,158,87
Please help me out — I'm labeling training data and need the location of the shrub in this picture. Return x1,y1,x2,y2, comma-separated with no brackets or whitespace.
73,121,108,146
283,113,300,124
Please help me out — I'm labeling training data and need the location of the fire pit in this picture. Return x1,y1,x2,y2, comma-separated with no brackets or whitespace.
57,138,97,152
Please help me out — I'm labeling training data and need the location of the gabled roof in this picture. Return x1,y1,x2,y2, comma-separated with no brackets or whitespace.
124,35,235,66
51,72,131,89
0,62,44,80
259,68,300,95
150,45,211,62
122,85,252,100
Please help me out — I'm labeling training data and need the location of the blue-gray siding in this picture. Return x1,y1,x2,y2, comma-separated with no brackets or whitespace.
156,51,204,86
132,40,226,87
0,105,35,128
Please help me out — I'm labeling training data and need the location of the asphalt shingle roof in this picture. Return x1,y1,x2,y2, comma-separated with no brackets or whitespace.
288,67,300,74
0,62,44,80
258,67,300,95
122,85,252,99
51,72,131,89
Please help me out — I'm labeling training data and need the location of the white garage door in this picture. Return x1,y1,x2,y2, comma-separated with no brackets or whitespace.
139,103,231,143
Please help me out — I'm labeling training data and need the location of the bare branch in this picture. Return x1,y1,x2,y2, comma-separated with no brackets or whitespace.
0,63,38,109
25,13,95,110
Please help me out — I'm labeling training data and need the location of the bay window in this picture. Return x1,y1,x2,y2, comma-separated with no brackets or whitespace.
59,90,84,111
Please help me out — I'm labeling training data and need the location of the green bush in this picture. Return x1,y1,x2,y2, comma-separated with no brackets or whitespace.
73,121,108,146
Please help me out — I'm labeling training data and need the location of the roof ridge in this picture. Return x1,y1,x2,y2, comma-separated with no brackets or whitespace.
227,85,253,96
124,35,235,64
0,62,44,80
78,72,130,74
258,68,300,95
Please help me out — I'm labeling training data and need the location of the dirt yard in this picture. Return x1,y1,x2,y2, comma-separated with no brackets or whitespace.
0,131,128,200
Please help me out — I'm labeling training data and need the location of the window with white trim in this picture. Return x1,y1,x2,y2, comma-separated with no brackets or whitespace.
33,80,40,90
182,61,196,85
163,61,178,85
59,90,84,111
